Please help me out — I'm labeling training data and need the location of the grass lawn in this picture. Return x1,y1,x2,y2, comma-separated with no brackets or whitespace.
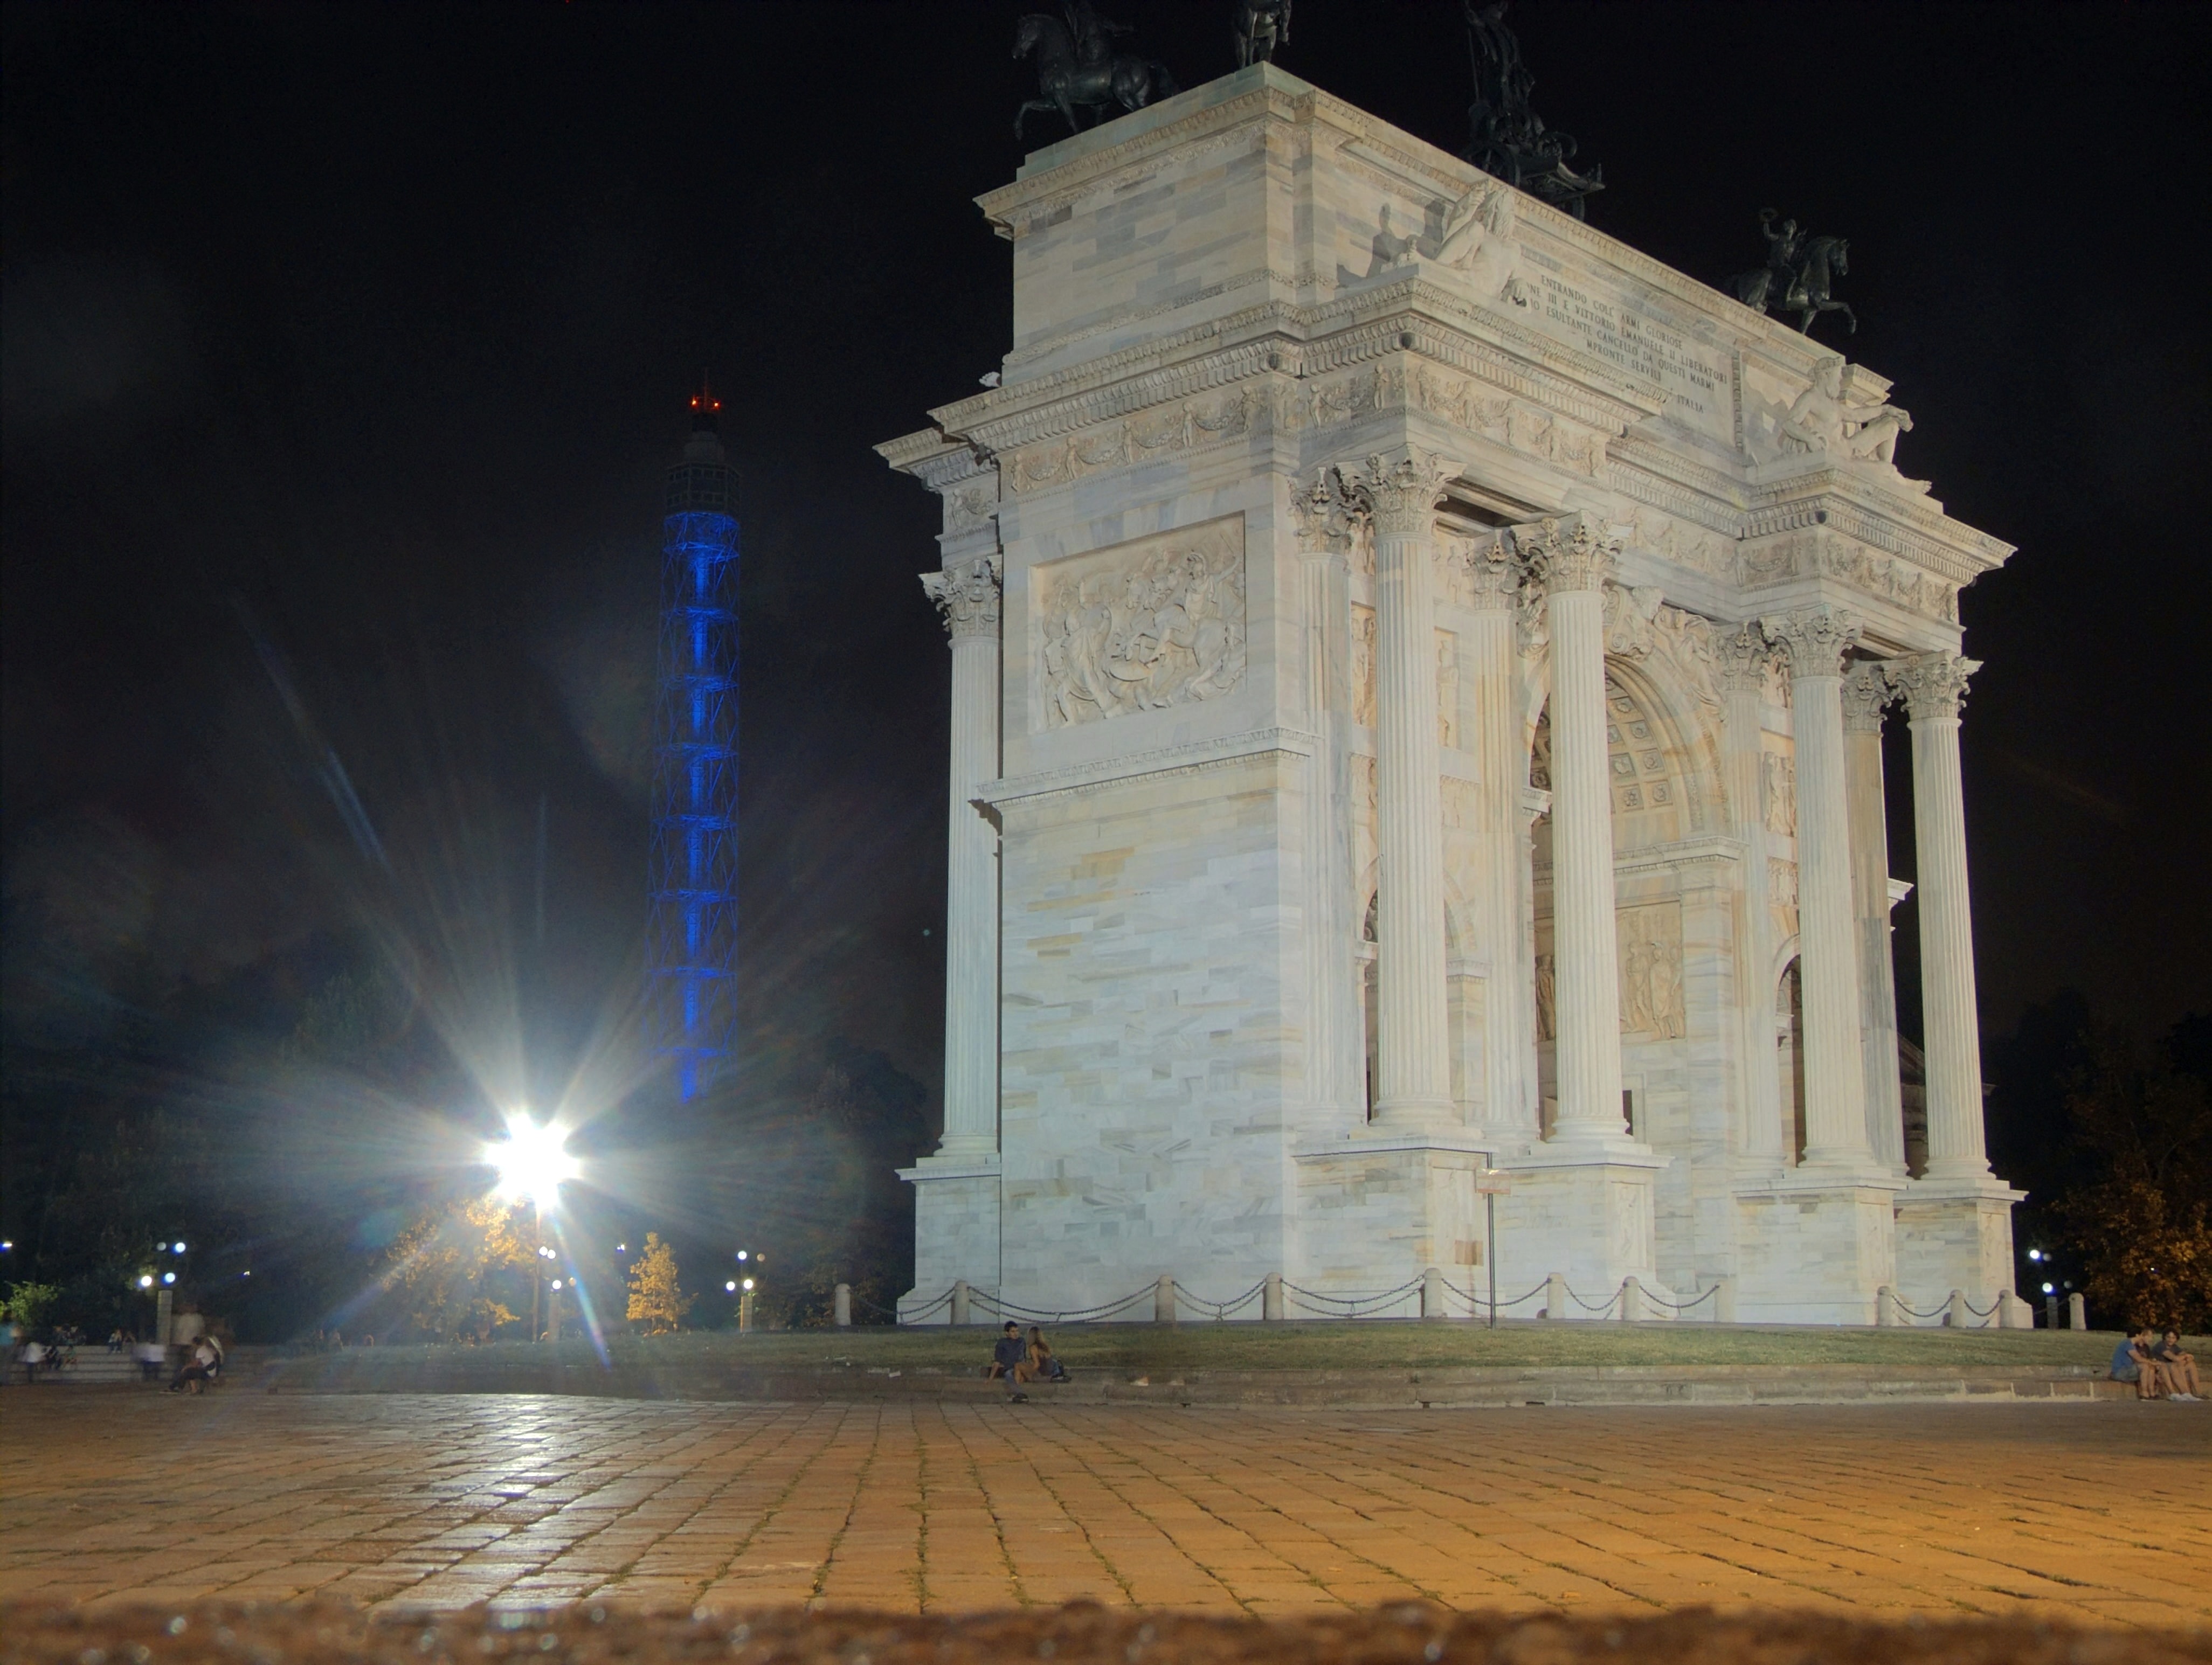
264,1319,2151,1383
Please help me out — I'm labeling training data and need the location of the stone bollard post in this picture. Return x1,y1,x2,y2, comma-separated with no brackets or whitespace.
1945,1288,1966,1328
1156,1274,1177,1324
1875,1285,1896,1327
2044,1293,2059,1331
2068,1292,2087,1330
1421,1266,1446,1320
1995,1289,2014,1329
952,1280,970,1327
1620,1275,1641,1322
1713,1278,1735,1323
833,1284,852,1328
1263,1273,1284,1322
1545,1271,1566,1322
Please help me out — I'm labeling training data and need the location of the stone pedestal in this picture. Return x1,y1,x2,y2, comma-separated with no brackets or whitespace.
1893,1175,2022,1318
896,1157,1001,1322
1294,1135,1494,1300
1733,1172,1902,1324
1494,1147,1669,1317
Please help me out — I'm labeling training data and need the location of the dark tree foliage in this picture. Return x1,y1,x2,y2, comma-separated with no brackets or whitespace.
1990,996,2212,1330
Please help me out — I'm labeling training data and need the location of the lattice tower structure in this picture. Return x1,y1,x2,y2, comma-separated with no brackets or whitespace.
648,392,740,1100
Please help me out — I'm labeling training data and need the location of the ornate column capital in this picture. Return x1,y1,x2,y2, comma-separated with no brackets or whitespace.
1344,449,1455,538
922,554,1001,641
1515,514,1620,595
1892,650,1980,721
1841,661,1898,732
1715,623,1781,695
1291,466,1367,557
1456,532,1524,611
1760,606,1863,678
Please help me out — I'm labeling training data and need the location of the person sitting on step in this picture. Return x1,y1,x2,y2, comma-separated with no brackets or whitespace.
2155,1331,2202,1401
2111,1328,2168,1400
1027,1326,1070,1384
988,1321,1032,1402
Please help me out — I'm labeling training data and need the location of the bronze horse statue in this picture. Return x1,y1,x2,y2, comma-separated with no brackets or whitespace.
1734,234,1856,336
1015,11,1178,139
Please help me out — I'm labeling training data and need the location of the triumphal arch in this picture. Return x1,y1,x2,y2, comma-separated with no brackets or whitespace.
879,65,2021,1326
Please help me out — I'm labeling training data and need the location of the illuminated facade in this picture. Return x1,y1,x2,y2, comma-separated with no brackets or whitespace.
647,391,741,1100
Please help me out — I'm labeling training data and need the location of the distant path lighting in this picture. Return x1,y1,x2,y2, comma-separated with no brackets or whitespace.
138,1275,154,1289
725,1280,737,1293
173,1243,187,1254
162,1272,176,1285
486,1110,582,1345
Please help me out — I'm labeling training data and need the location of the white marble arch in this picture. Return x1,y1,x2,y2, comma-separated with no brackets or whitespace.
879,62,2019,1324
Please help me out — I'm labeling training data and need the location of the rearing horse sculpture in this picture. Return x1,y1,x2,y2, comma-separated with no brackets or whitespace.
1015,12,1177,139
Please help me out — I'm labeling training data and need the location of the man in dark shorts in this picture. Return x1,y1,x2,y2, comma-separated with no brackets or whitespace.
989,1321,1031,1402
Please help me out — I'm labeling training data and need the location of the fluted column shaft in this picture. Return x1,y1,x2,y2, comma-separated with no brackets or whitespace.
1366,455,1454,1127
1297,532,1361,1119
924,557,1003,1159
1843,664,1906,1172
1466,542,1534,1137
1765,609,1872,1168
1718,629,1782,1162
1898,652,1990,1180
1534,519,1625,1143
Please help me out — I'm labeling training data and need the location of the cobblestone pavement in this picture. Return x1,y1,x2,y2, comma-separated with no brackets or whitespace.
2,1393,2206,1626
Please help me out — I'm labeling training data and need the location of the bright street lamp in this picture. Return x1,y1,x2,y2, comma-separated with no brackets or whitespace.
487,1113,580,1209
486,1111,580,1345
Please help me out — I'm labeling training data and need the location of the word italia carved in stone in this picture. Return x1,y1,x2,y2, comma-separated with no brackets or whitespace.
1036,517,1247,727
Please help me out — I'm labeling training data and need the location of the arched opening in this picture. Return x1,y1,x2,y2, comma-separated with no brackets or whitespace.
1777,957,1806,1163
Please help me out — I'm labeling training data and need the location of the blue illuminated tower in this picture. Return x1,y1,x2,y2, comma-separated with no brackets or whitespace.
647,385,740,1100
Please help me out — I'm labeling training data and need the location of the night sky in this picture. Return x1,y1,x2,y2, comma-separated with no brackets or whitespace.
5,2,2208,1191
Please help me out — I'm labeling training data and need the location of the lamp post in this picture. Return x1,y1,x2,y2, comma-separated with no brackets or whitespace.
487,1111,580,1344
1476,1169,1514,1329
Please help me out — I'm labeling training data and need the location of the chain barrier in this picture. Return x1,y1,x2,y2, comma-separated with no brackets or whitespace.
1887,1292,1951,1321
1280,1278,1425,1319
1441,1275,1548,1320
1567,1284,1622,1316
1173,1281,1268,1321
1964,1295,2000,1319
1643,1285,1718,1313
969,1284,1159,1326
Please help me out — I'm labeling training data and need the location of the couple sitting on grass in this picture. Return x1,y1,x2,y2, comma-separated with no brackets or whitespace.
2110,1328,2201,1401
987,1322,1070,1403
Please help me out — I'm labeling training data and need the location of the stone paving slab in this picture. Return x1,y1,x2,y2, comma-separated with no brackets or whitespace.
1,1392,2206,1626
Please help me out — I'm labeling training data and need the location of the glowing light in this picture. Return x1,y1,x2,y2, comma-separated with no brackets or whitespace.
162,1272,176,1285
173,1242,188,1254
1,1240,12,1250
725,1280,737,1293
736,1250,748,1261
741,1276,755,1292
550,1279,564,1291
139,1275,154,1289
2042,1282,2055,1294
2027,1248,2042,1261
487,1112,581,1208
617,1243,627,1253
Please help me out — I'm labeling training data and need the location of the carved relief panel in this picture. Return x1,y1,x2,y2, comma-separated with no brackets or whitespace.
1034,515,1247,730
1615,903,1686,1040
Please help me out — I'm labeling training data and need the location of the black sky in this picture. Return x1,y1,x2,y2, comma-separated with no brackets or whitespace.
5,1,2208,1136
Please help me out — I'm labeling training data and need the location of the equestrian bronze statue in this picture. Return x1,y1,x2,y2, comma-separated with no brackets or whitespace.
1015,3,1179,139
1731,209,1856,336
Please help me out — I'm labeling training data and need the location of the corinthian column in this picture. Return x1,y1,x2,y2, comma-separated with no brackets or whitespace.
1356,452,1455,1129
1717,627,1782,1162
921,554,1003,1159
1527,516,1627,1144
1895,650,1990,1180
1843,663,1906,1173
1761,607,1874,1169
1463,535,1536,1138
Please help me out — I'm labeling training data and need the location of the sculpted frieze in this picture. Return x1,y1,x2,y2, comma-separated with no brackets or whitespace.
1601,584,1723,714
1737,531,1959,624
1003,387,1260,497
1617,904,1686,1040
1035,516,1247,729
